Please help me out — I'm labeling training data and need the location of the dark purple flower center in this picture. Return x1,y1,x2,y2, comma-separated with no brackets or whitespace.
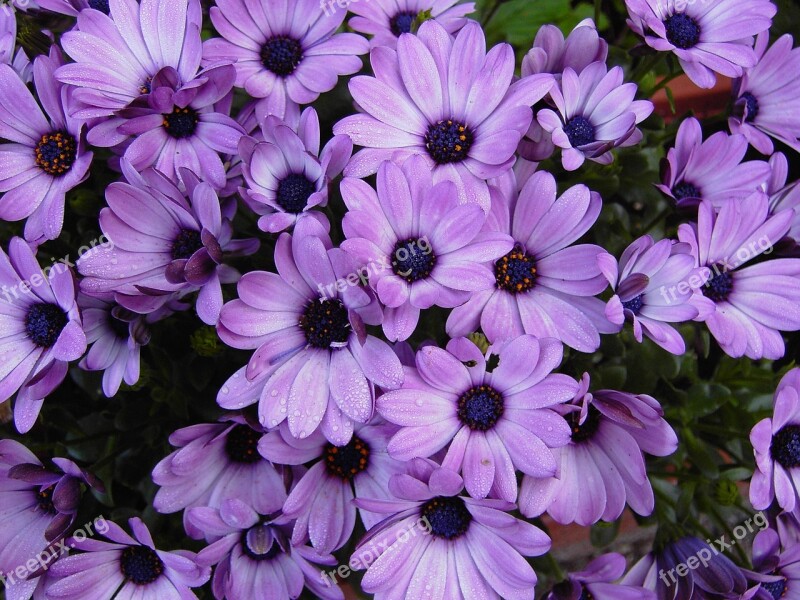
35,131,77,176
578,588,593,600
241,524,281,561
672,180,700,200
761,578,787,599
276,173,316,214
741,92,759,123
299,298,351,349
324,435,370,480
664,13,701,49
392,239,436,282
88,0,110,14
771,425,800,468
162,106,198,139
171,228,203,260
120,545,164,585
390,11,416,36
139,77,152,95
495,245,537,293
564,116,595,147
261,36,304,77
424,119,473,165
622,294,644,314
568,405,602,443
421,496,472,540
36,484,57,513
224,424,261,464
701,267,733,303
457,385,504,431
109,312,132,339
25,303,68,348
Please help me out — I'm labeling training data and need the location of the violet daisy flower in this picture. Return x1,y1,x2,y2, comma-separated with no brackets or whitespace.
537,61,653,171
0,53,92,242
352,458,550,598
77,164,259,325
519,19,608,161
203,0,368,112
730,32,800,155
341,156,513,342
598,235,703,355
750,368,800,515
656,117,772,209
348,0,475,49
446,170,614,352
45,517,210,599
0,10,30,81
0,238,86,434
679,193,800,359
258,421,405,554
622,536,748,599
625,0,776,89
767,153,800,243
56,0,203,119
742,528,800,600
239,107,352,233
334,19,553,209
77,293,151,398
546,553,656,600
0,440,100,600
188,499,343,600
217,222,404,444
519,373,678,525
151,416,286,540
378,335,575,501
114,65,245,189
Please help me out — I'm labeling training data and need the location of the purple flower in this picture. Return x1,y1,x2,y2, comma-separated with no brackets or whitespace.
203,0,368,112
258,421,405,554
767,152,800,243
0,440,99,600
217,222,404,444
113,66,244,188
519,373,678,525
546,553,656,600
625,0,776,89
622,536,748,599
77,293,151,397
239,107,352,233
77,163,259,325
656,117,772,209
537,62,653,170
0,238,86,434
152,416,286,540
730,32,800,155
519,19,608,161
750,368,800,515
348,0,475,49
0,52,92,242
679,193,800,359
598,235,702,355
742,528,800,600
56,0,203,118
0,10,31,81
188,499,343,600
446,170,614,352
34,0,112,16
352,459,550,597
334,19,553,209
45,517,210,599
341,156,513,341
378,335,574,501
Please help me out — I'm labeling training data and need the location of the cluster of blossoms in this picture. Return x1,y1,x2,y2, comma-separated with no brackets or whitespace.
0,0,799,598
